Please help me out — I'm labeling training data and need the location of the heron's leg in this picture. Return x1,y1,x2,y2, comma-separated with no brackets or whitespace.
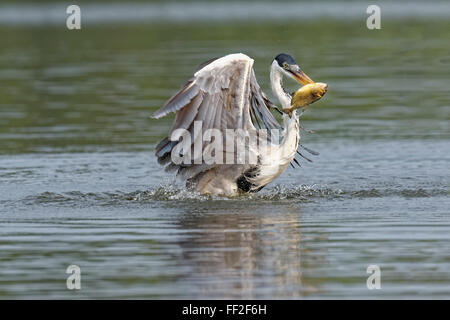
299,124,315,134
297,110,315,133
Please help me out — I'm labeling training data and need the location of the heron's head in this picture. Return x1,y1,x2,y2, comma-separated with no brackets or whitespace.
273,53,314,86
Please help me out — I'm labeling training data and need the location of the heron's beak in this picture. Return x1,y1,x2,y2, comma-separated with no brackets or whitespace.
291,69,314,86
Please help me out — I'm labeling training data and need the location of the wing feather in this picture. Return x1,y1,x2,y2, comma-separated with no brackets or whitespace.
153,53,281,181
170,91,203,135
153,80,199,119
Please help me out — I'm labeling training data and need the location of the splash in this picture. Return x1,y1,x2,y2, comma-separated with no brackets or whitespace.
24,183,447,207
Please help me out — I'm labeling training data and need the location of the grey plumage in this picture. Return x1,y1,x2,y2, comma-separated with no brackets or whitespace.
152,53,316,196
152,54,280,187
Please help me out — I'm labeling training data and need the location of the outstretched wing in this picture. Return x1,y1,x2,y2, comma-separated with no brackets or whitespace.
152,53,280,180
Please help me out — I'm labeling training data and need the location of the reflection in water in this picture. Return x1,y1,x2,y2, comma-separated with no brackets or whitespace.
176,206,326,298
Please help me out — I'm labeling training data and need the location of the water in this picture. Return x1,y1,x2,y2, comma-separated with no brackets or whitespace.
0,2,449,299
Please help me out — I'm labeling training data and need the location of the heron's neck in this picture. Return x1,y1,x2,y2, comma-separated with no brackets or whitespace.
270,61,291,110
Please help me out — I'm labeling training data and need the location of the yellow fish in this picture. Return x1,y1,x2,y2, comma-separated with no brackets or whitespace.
284,82,328,116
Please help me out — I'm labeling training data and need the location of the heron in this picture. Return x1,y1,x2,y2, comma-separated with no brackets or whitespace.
152,53,327,196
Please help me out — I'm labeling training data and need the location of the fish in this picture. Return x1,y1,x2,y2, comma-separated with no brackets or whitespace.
283,82,328,116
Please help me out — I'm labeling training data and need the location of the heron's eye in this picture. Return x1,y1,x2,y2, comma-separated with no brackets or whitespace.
283,62,288,69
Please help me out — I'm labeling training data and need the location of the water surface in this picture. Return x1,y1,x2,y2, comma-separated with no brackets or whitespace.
0,2,449,299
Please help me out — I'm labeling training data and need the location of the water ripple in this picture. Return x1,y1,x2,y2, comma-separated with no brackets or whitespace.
23,185,447,207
